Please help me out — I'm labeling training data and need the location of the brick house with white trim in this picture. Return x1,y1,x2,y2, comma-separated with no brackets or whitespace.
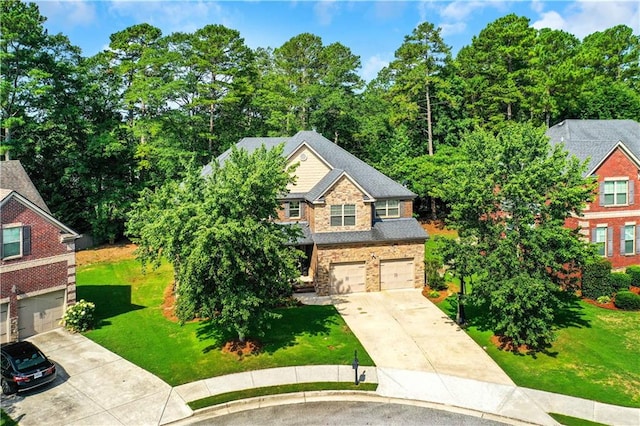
1,160,79,342
206,131,428,295
547,120,640,269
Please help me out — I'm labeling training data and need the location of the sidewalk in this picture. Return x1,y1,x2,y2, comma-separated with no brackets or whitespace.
171,365,640,426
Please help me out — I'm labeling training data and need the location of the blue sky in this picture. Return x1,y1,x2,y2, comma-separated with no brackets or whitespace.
35,0,639,81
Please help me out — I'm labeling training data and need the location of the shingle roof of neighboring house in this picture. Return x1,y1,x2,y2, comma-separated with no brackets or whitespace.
206,130,416,200
313,218,427,245
0,160,51,213
546,119,640,175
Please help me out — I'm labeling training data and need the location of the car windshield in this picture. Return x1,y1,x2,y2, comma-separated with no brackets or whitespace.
12,350,47,372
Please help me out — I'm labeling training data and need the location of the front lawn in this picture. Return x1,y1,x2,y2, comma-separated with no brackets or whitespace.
77,258,373,386
437,295,640,408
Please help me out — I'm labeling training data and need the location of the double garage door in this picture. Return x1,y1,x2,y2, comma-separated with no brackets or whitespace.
17,290,66,339
329,259,415,294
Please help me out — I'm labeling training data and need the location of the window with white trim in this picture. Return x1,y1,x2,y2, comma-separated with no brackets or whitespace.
330,204,356,226
594,227,607,257
1,225,30,259
603,180,628,206
623,225,635,255
287,201,301,219
375,200,400,218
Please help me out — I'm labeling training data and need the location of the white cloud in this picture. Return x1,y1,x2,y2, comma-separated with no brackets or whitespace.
440,21,467,36
313,0,340,26
530,0,545,14
37,0,97,28
532,0,639,39
361,54,389,82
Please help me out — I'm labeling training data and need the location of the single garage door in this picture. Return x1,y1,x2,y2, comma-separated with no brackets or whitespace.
0,303,8,344
18,290,65,339
380,259,415,290
330,262,366,294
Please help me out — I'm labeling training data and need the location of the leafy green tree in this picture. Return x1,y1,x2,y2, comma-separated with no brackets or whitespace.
127,146,302,342
439,123,595,349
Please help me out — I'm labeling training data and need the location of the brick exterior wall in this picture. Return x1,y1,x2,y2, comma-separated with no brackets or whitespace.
1,197,76,342
565,148,640,269
314,176,371,233
314,241,425,295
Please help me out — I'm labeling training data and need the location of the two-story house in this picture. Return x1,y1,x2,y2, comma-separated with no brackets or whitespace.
1,160,79,342
547,119,640,269
207,131,428,295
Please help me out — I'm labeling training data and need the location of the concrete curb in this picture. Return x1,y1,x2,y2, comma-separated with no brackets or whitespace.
167,391,541,426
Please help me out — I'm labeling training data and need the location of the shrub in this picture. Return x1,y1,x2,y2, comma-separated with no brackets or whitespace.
626,265,640,287
596,295,611,304
428,290,441,298
614,291,640,311
581,258,613,299
61,299,96,332
608,272,632,291
425,259,447,291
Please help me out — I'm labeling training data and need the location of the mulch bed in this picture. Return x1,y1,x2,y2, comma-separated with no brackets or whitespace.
221,339,262,358
583,286,640,311
421,287,451,304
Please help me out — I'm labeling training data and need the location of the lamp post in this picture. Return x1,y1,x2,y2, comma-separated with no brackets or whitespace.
457,275,466,326
352,350,359,385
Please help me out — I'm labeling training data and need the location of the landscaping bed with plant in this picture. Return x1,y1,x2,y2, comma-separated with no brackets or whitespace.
74,247,374,386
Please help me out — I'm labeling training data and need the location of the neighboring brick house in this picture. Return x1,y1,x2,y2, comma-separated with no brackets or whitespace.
1,160,79,343
207,131,428,295
547,120,640,269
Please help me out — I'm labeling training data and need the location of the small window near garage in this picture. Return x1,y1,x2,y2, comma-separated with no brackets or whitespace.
375,200,400,218
2,225,30,260
287,201,301,219
330,204,356,226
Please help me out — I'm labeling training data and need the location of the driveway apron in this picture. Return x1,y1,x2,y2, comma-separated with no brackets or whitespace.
1,328,191,426
332,289,514,385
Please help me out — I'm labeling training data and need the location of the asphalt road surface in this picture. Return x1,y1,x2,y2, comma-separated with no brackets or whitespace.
188,401,510,425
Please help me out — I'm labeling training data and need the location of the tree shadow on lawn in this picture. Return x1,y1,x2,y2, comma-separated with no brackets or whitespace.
444,290,591,358
197,305,339,355
77,285,145,329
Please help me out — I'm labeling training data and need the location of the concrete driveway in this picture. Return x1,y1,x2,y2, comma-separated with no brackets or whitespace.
1,329,191,426
332,289,514,385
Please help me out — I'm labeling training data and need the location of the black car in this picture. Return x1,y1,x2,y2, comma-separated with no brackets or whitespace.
1,341,56,395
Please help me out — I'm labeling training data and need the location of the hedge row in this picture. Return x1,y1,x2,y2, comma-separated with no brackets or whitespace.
581,260,639,299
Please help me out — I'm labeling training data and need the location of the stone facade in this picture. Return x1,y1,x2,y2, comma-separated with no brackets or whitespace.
1,197,77,342
314,176,372,233
314,241,425,295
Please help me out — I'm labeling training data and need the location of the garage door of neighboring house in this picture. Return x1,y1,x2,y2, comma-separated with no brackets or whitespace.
380,259,415,290
18,290,66,339
330,262,366,294
0,303,8,344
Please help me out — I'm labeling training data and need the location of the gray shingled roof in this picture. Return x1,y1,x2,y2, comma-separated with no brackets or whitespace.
313,218,428,245
207,131,416,200
0,160,51,213
546,120,640,175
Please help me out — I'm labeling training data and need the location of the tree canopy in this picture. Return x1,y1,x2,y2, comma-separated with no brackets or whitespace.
126,146,302,341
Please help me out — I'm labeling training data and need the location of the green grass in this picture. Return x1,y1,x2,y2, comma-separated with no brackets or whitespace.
0,410,18,426
189,382,378,410
77,259,374,386
437,295,640,408
548,413,607,426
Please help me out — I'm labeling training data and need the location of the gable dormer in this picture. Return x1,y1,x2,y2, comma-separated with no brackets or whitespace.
286,143,332,193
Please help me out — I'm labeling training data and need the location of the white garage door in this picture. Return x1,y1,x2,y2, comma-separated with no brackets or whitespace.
330,262,366,294
380,259,415,290
0,303,8,344
18,290,65,339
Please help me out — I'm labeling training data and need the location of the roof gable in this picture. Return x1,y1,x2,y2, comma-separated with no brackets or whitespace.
546,119,640,175
306,170,374,204
1,190,79,237
210,131,416,200
0,160,50,213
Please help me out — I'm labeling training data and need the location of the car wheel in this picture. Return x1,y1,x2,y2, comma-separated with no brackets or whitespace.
1,379,17,395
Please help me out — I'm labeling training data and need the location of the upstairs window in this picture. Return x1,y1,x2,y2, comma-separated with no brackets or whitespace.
1,225,31,259
330,204,356,226
287,201,301,219
602,180,629,206
375,200,400,218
